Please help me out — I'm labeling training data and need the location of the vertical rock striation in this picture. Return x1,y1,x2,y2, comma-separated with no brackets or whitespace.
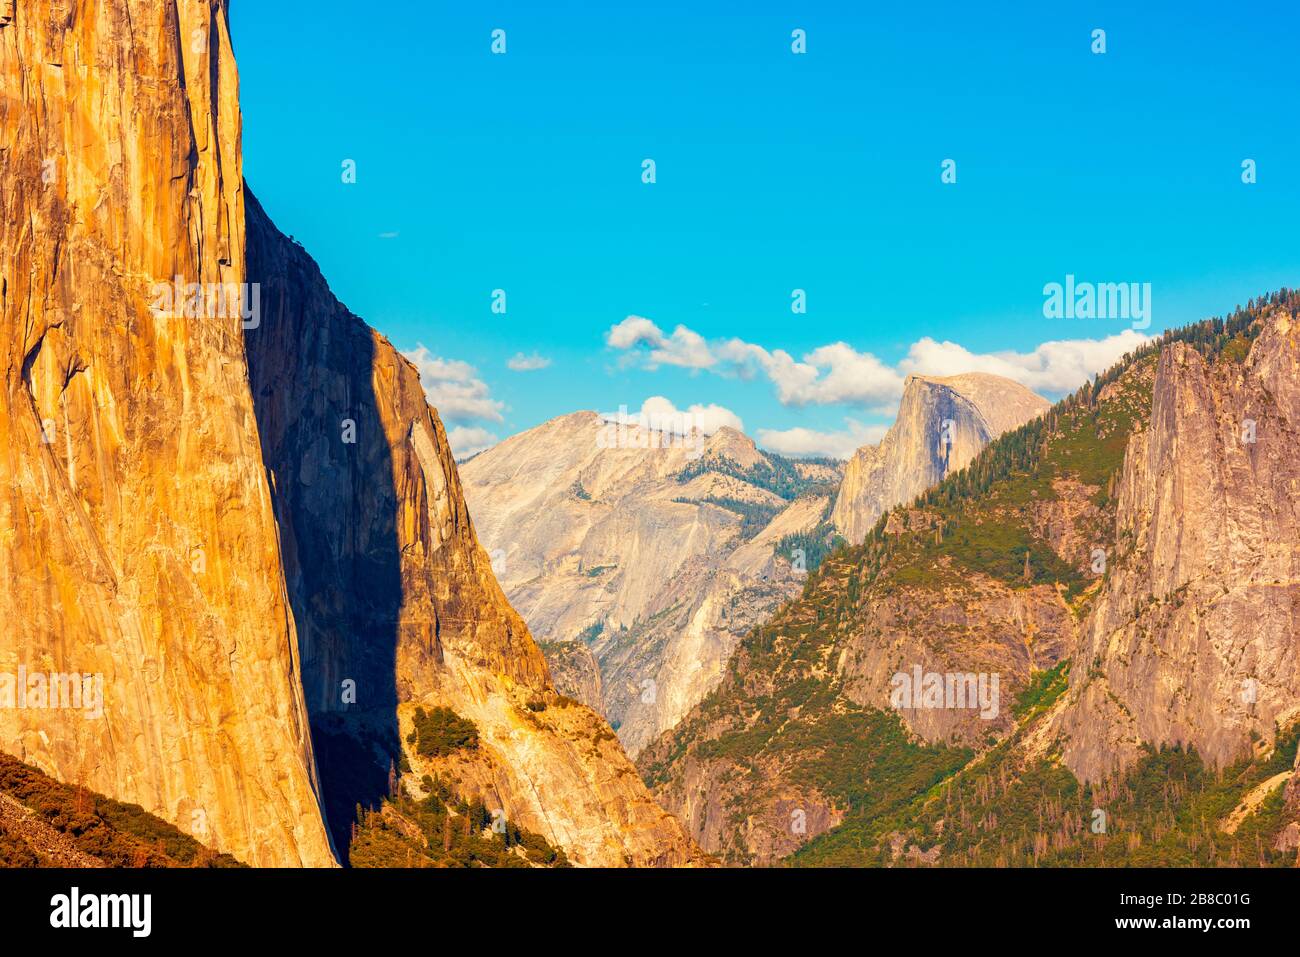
0,0,333,866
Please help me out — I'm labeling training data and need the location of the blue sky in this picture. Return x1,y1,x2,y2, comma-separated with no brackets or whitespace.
231,0,1299,458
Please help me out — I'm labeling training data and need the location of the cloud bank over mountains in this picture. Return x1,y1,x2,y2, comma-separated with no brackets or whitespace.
898,330,1151,396
404,316,1151,460
600,396,745,437
606,315,1149,408
600,314,1149,458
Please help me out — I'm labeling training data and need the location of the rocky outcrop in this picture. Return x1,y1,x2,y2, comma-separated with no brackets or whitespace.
460,414,838,756
643,300,1300,865
1054,312,1300,780
831,373,1050,543
839,575,1075,746
539,641,605,713
244,198,701,867
640,367,1136,864
0,0,333,867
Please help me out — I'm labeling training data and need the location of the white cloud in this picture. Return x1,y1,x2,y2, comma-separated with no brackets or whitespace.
447,426,499,459
757,419,889,460
899,329,1151,395
601,396,743,436
605,315,662,350
606,316,715,370
507,352,552,372
607,314,903,407
605,315,1152,409
715,338,904,408
403,345,505,424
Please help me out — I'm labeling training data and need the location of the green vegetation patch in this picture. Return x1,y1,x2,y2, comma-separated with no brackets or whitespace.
350,774,570,869
0,751,243,868
407,707,479,759
790,714,1300,867
1011,662,1070,721
673,495,782,539
676,451,830,501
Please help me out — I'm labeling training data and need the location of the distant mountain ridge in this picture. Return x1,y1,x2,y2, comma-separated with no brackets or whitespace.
461,374,1050,759
460,412,841,756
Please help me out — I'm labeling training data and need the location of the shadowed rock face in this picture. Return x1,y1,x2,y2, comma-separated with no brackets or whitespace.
831,373,1050,543
460,414,838,756
1054,312,1300,781
0,1,333,866
244,197,701,867
2,0,699,868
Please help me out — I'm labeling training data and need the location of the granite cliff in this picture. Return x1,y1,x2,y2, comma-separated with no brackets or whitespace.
245,196,699,866
0,0,333,867
1052,308,1300,783
1,0,698,868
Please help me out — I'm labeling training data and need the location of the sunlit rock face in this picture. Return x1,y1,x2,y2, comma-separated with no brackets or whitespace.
0,0,334,867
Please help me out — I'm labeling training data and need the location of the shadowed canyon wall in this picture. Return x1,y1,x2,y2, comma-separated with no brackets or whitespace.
244,194,700,866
